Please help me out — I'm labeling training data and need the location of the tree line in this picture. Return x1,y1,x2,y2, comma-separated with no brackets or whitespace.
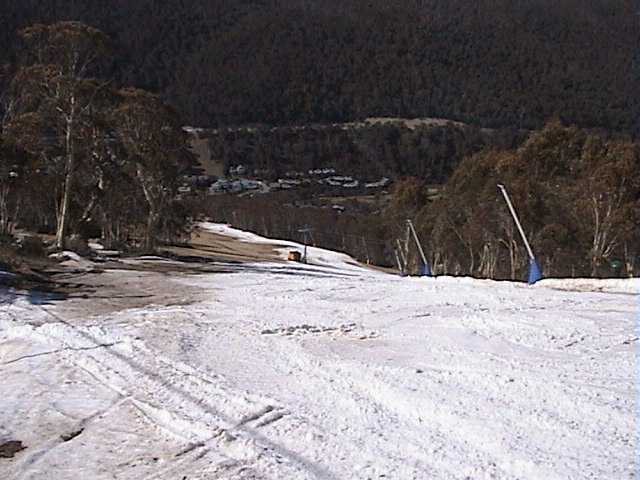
0,22,190,251
1,0,637,135
199,122,640,279
404,122,640,279
0,18,636,281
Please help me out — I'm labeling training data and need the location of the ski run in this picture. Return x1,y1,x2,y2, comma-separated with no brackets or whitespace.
1,223,638,479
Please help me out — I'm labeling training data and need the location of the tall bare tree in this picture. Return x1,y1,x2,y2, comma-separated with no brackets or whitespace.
7,22,110,249
576,136,640,276
112,88,189,250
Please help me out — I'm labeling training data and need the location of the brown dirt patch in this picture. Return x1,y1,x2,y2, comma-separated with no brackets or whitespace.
161,228,284,264
0,440,26,459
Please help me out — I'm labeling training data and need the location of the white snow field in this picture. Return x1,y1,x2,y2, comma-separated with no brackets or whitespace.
0,224,637,479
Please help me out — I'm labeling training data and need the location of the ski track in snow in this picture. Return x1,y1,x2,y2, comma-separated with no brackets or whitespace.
0,224,637,479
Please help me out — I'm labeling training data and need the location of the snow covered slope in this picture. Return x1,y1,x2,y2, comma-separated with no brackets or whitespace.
0,225,637,479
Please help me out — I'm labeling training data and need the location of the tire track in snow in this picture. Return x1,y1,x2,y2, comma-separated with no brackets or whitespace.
17,395,131,480
259,337,470,479
261,322,632,480
6,306,338,480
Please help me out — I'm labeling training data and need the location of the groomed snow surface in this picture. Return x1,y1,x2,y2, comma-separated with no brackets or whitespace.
1,224,637,479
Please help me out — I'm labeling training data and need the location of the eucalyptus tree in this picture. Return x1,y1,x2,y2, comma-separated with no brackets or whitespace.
112,87,190,250
6,21,111,249
0,137,30,237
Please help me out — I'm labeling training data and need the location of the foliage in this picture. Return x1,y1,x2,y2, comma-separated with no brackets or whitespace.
0,1,636,135
204,121,520,184
416,122,640,279
1,21,191,251
0,136,31,236
112,88,192,250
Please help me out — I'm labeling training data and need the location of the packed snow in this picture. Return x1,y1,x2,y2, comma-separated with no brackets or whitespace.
535,277,640,295
0,224,637,479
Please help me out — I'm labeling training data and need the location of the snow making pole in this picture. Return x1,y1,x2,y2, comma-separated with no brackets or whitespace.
407,219,432,277
497,184,542,284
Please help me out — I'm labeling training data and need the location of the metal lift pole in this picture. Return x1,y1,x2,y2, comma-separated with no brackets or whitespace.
298,226,313,263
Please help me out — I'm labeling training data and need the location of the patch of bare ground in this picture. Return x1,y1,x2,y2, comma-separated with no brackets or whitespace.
9,226,288,320
4,225,386,319
0,440,26,459
160,228,284,264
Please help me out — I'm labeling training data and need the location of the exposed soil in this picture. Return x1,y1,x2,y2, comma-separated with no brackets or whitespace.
3,226,385,320
160,229,284,264
0,440,26,459
9,227,288,321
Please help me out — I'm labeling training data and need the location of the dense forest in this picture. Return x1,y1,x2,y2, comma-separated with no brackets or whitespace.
1,0,637,134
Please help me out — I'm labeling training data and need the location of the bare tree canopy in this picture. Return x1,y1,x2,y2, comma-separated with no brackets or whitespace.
1,22,190,252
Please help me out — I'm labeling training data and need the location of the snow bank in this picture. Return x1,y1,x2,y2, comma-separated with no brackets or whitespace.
535,277,639,294
88,241,105,251
200,222,293,246
202,223,640,292
49,251,96,271
0,270,16,279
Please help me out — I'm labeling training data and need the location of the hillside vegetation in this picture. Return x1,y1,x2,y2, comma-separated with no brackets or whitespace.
199,120,525,183
1,0,637,134
0,5,637,281
197,122,640,279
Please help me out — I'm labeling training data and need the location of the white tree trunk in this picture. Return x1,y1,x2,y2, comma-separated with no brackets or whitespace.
56,99,77,250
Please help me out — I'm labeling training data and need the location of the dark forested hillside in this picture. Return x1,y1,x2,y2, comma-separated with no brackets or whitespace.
1,0,637,134
202,120,526,183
